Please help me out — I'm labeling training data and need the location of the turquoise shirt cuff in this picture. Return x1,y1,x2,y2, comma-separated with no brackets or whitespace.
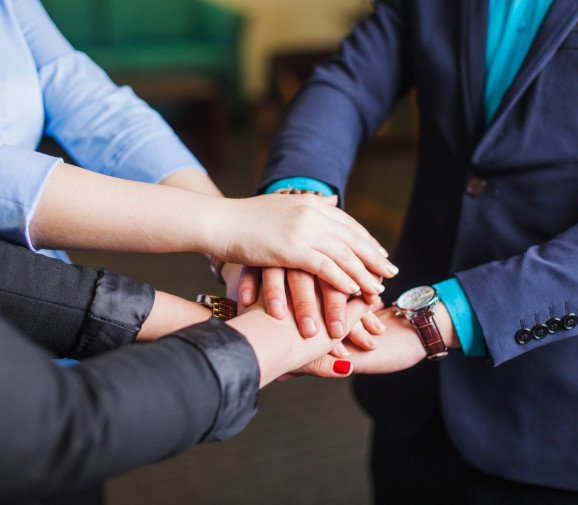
264,177,336,196
433,278,487,357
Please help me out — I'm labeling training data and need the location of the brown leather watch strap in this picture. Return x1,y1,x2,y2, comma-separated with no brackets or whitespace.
411,310,448,361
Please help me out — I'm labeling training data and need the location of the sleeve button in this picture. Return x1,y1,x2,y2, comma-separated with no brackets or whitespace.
531,324,548,340
546,317,562,333
562,313,577,330
515,328,532,344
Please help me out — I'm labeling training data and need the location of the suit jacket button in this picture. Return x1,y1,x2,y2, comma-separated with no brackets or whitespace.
465,176,487,197
515,328,532,344
532,324,548,340
562,313,577,330
546,317,562,333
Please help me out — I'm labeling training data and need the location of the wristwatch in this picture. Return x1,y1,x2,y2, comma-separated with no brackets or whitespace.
196,294,237,321
393,286,448,361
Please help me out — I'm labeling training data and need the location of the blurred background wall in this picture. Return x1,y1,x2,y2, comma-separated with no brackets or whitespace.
39,1,417,503
212,0,372,97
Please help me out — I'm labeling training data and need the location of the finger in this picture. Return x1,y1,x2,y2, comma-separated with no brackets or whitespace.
330,342,351,358
306,253,361,295
361,310,387,335
347,320,379,351
317,203,385,251
319,279,348,339
237,266,261,306
320,243,387,295
344,297,372,334
343,232,398,279
262,267,288,319
287,269,320,338
297,355,353,378
371,300,386,312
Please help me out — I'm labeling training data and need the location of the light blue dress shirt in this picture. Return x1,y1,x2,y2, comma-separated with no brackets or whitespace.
0,0,206,262
266,0,553,358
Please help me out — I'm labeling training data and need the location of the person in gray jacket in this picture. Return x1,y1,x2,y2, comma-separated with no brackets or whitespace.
0,239,370,505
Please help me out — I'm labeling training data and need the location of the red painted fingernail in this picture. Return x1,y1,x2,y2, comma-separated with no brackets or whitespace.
333,360,351,375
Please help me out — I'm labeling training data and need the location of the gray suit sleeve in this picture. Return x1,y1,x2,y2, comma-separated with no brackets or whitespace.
0,316,259,502
0,239,154,358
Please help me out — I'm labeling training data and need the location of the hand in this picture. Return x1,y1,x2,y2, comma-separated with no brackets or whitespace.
226,291,371,387
343,304,459,374
235,266,395,340
212,194,394,297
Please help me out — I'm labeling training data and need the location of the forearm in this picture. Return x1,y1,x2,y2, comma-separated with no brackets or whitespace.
161,168,223,197
0,317,258,501
138,291,211,342
29,162,229,256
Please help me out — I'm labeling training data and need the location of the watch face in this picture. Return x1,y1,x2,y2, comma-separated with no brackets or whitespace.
396,286,437,311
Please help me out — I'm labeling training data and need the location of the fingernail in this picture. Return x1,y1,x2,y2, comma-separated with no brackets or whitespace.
349,282,361,293
301,317,318,336
378,247,389,257
269,299,285,317
365,336,378,348
386,263,399,276
240,289,253,306
329,321,344,339
372,280,385,294
374,319,386,331
333,343,350,356
333,360,351,375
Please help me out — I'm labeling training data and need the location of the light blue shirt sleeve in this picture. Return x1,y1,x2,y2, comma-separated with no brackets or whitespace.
264,177,336,196
0,0,207,255
13,0,206,183
433,278,486,357
0,144,62,250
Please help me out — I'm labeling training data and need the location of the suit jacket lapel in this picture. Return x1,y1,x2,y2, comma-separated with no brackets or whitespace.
459,0,488,154
473,1,578,164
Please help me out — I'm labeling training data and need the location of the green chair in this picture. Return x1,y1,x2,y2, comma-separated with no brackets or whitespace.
42,0,245,101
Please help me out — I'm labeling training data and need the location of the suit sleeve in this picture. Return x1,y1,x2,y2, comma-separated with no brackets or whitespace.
258,0,413,202
0,316,259,502
0,239,154,359
456,224,578,366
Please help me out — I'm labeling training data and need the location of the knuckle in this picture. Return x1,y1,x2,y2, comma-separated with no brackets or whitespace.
263,284,281,301
295,299,315,312
317,256,336,277
289,269,311,284
338,244,353,264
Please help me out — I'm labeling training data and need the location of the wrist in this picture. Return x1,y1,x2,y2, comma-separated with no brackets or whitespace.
435,302,460,349
189,195,236,258
226,311,290,388
137,291,212,342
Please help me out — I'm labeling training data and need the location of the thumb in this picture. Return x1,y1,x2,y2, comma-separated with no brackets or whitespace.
297,354,353,378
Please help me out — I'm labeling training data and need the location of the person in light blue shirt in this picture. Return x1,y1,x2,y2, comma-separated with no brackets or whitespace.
0,0,391,311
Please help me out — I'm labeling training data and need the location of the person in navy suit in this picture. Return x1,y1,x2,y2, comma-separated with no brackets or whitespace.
254,0,578,502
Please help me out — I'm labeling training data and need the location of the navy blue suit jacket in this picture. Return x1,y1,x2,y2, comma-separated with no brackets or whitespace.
260,0,578,491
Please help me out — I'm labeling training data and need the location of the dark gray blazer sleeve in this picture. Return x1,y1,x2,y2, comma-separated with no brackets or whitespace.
0,316,259,502
0,239,154,358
